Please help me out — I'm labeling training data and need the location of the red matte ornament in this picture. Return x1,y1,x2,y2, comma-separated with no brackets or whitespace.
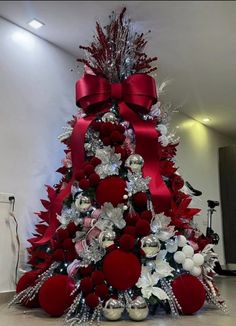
39,275,75,317
96,176,126,206
85,293,99,309
136,219,150,236
172,274,206,315
95,284,109,299
91,271,105,285
103,249,141,290
119,234,135,251
80,277,93,294
79,178,90,190
16,271,40,308
132,192,148,211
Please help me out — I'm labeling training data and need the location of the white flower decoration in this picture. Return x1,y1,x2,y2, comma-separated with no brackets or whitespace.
136,266,168,300
95,146,122,179
155,250,175,278
100,202,126,229
151,214,176,241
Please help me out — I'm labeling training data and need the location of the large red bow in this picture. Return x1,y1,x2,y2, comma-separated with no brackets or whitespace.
37,73,171,245
74,73,171,213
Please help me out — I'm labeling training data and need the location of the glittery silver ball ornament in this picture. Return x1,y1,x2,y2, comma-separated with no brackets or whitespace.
98,230,116,248
141,234,161,258
74,194,92,213
103,298,125,321
102,112,117,123
125,154,144,173
127,296,149,321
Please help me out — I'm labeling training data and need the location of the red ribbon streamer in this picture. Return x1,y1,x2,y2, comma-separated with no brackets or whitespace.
37,73,171,244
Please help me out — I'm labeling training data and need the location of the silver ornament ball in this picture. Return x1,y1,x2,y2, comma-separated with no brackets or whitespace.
74,193,92,213
98,230,116,248
127,296,149,321
103,298,125,321
102,112,117,123
141,234,161,258
125,154,144,173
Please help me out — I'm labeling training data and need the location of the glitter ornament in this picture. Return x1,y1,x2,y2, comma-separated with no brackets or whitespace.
127,296,149,321
141,234,161,258
182,245,194,258
125,154,144,173
74,194,92,213
174,251,186,264
103,298,125,320
192,253,204,266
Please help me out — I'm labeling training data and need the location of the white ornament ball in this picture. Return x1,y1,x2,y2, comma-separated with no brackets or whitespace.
193,253,204,266
174,251,186,264
177,235,187,247
190,266,202,277
182,258,194,271
182,245,194,258
123,194,128,200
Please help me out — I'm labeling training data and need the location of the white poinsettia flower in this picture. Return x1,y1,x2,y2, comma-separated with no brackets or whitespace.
154,250,175,279
136,266,168,301
100,202,126,229
95,146,122,179
151,214,176,241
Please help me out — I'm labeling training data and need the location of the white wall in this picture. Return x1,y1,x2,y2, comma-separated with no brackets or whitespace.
0,18,78,291
170,112,235,266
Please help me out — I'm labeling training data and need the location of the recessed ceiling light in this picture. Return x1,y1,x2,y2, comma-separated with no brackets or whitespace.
28,19,44,29
202,118,211,123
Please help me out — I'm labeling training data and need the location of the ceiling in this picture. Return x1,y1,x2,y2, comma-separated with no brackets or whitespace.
1,1,236,139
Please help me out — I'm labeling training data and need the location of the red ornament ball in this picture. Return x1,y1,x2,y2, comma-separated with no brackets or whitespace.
79,178,90,190
89,173,100,187
103,249,141,291
91,271,105,285
119,234,135,251
102,137,111,146
140,210,153,222
80,277,93,294
84,164,95,176
172,274,206,315
85,293,99,309
125,212,140,226
95,284,109,299
39,275,75,317
62,238,74,250
90,157,101,167
16,271,40,308
79,265,94,277
123,225,136,236
67,222,77,237
96,176,126,207
110,130,125,144
136,219,150,236
132,192,148,211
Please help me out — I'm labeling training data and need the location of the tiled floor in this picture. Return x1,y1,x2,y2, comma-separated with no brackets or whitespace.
0,276,235,326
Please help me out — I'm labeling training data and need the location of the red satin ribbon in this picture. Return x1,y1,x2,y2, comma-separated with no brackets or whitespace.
37,73,171,244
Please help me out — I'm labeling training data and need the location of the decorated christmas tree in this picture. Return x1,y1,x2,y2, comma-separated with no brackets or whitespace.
10,8,227,323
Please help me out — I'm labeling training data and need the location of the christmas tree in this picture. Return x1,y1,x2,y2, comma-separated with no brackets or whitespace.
10,8,227,323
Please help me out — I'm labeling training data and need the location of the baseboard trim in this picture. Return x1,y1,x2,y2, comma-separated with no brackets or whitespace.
227,263,236,270
0,291,15,304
